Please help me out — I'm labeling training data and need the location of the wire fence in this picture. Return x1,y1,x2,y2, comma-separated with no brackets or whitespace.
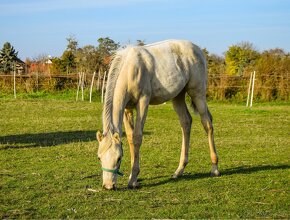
0,72,289,101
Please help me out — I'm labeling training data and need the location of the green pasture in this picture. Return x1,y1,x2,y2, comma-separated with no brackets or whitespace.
0,97,289,218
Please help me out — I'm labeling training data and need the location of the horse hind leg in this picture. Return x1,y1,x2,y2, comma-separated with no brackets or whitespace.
172,92,192,178
193,98,220,177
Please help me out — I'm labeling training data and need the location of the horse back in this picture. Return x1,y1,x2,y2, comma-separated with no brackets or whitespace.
146,40,207,104
118,40,207,105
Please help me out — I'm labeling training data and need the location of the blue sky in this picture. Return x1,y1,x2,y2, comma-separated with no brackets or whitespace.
1,0,289,60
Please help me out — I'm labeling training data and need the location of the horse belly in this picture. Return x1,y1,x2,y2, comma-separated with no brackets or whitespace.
149,69,188,105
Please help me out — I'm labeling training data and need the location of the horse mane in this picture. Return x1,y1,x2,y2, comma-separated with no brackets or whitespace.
103,52,124,134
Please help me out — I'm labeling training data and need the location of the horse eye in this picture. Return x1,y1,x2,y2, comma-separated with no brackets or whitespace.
98,157,101,161
117,157,121,163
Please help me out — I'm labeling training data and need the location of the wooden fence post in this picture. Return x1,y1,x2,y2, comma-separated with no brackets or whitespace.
246,72,253,107
89,71,96,103
101,71,107,103
81,72,85,101
250,71,256,108
97,70,101,91
76,72,81,101
13,63,16,99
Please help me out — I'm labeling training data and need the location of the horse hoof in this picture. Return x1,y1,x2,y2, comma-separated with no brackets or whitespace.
128,182,140,189
172,169,184,179
210,170,221,177
172,173,180,179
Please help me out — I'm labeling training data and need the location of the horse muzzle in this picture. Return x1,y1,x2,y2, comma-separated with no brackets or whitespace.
103,183,117,190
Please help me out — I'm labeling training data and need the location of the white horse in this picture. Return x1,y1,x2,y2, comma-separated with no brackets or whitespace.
97,40,220,190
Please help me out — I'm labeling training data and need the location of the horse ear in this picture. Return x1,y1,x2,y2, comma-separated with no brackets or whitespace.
96,131,103,142
113,132,120,143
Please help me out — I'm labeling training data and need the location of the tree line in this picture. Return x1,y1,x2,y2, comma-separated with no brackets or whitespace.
1,38,289,77
203,41,290,77
0,38,289,100
203,42,289,100
49,36,121,75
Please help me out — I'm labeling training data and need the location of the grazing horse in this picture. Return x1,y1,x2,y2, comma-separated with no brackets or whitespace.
97,40,220,190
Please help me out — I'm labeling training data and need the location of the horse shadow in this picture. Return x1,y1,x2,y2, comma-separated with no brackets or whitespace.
0,130,97,150
140,164,290,188
0,130,153,150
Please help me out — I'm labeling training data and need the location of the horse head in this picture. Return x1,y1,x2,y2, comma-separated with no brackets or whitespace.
96,131,123,190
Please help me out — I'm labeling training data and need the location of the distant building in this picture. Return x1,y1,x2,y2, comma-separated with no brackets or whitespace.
27,56,52,75
15,57,26,74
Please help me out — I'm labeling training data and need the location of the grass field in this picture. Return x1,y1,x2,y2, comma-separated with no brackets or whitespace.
0,97,289,218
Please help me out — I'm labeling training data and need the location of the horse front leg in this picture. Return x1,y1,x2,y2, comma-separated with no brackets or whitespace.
123,109,134,163
123,109,139,188
128,96,149,189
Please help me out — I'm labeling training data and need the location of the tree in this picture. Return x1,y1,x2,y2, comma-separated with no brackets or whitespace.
75,45,99,73
54,36,78,74
97,37,120,57
254,48,290,100
51,37,119,74
208,54,226,76
61,50,76,74
50,51,76,75
66,35,78,54
225,42,259,75
264,48,286,58
96,37,120,72
0,42,19,74
202,48,225,75
50,57,64,75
